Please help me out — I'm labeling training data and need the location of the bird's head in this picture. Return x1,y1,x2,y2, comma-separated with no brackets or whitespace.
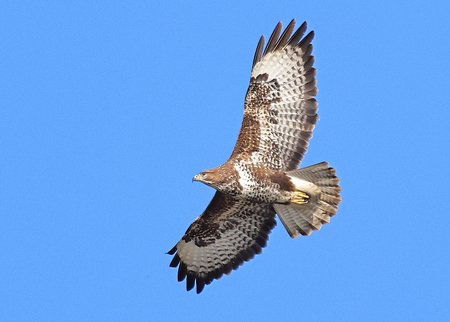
192,164,237,193
192,169,224,190
193,170,214,184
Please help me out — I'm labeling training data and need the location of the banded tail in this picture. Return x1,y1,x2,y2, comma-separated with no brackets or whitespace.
274,162,341,238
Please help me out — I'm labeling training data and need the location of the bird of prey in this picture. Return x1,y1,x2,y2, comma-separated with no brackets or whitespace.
168,19,341,294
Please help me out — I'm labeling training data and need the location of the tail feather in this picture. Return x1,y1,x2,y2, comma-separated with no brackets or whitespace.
274,161,341,238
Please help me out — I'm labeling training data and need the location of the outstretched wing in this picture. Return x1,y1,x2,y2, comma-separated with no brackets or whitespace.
168,192,276,293
230,20,318,171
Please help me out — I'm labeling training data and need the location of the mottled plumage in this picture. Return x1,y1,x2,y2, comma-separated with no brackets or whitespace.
168,20,341,293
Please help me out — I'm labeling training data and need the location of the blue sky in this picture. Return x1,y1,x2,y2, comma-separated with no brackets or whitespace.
1,1,449,321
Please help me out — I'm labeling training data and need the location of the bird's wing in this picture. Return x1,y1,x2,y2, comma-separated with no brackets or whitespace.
230,20,318,171
168,192,276,293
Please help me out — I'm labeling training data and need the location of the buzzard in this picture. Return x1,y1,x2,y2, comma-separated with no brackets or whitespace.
168,19,341,293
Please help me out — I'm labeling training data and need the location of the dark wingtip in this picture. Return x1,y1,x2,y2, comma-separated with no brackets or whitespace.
169,253,180,267
186,272,195,291
274,19,296,51
167,245,177,255
253,20,314,69
287,21,308,46
178,262,187,282
196,278,205,294
299,30,315,50
263,21,282,55
252,35,265,67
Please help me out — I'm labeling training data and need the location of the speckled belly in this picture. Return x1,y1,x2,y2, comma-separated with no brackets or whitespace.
233,162,293,204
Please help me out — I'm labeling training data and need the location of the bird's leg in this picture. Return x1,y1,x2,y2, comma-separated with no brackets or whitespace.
291,190,310,205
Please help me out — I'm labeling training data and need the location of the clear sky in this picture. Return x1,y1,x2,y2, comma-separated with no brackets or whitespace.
1,1,449,321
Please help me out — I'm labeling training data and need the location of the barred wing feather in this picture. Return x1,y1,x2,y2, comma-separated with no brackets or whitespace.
231,19,318,171
168,192,276,293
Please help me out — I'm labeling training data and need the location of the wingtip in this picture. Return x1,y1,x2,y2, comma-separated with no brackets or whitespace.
169,253,180,267
252,35,265,68
186,272,195,291
167,245,177,255
286,20,308,47
305,30,315,42
177,262,187,282
263,21,283,55
196,278,205,294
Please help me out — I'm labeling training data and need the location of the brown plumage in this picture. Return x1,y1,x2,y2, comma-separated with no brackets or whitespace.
168,20,341,293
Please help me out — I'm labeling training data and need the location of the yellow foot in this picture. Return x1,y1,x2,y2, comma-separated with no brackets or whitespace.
291,191,310,205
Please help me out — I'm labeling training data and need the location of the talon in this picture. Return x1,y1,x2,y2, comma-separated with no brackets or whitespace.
291,191,310,205
297,191,309,198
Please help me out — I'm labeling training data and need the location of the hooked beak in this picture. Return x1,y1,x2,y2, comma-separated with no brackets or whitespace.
192,174,200,182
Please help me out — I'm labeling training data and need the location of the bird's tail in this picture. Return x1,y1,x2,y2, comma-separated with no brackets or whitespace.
273,162,341,238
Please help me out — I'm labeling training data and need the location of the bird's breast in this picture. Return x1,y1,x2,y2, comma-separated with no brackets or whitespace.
232,161,291,203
